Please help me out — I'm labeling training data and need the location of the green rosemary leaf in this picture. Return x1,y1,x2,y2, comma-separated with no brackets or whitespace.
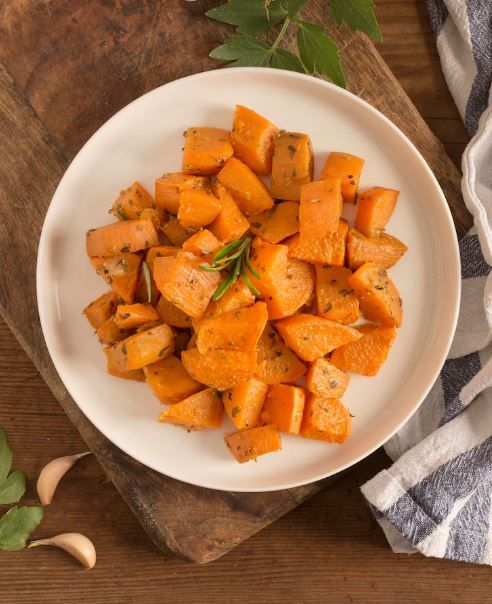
213,271,238,302
141,261,152,303
245,253,262,279
212,239,245,263
241,258,261,296
115,206,129,220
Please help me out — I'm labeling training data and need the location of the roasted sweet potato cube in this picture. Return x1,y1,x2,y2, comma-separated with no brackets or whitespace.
248,238,288,297
271,131,314,200
86,219,158,257
330,323,397,376
266,259,314,320
249,201,299,244
198,279,255,323
91,253,142,304
306,358,349,398
217,157,274,216
183,127,233,175
255,324,306,384
83,292,119,329
107,366,146,382
346,228,408,270
112,181,154,221
315,265,359,324
355,187,399,237
223,378,268,429
162,217,193,246
97,316,132,345
177,188,222,229
155,295,192,329
299,178,342,240
139,207,167,232
287,219,348,265
196,301,268,353
300,395,352,443
209,183,250,243
107,323,174,370
231,105,278,175
181,348,257,390
146,245,179,268
275,314,361,362
320,152,365,204
225,424,281,463
182,229,223,257
348,262,402,327
155,173,210,214
153,251,221,318
144,355,202,403
114,303,158,329
159,388,224,429
261,384,305,435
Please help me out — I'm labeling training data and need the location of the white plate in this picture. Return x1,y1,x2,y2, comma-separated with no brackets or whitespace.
37,68,460,492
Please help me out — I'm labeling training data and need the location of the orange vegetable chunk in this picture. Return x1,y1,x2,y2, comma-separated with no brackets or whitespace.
107,323,174,370
86,219,158,257
114,303,158,329
266,259,314,320
300,395,352,443
348,262,402,327
225,424,281,463
83,292,119,329
306,358,349,398
159,388,224,430
181,348,257,390
217,157,274,216
223,378,268,429
320,152,364,204
196,301,268,353
97,317,132,345
138,207,167,232
231,105,278,175
183,127,233,175
355,187,399,237
177,188,222,229
271,131,314,200
112,181,154,221
91,253,142,304
182,229,223,257
107,365,145,382
299,178,342,240
248,238,288,297
346,228,408,270
255,324,306,384
155,173,210,214
315,265,359,324
287,219,348,265
250,201,299,244
153,251,221,318
261,384,305,434
156,295,192,329
330,323,397,376
144,355,202,403
198,279,255,323
162,217,193,247
275,314,362,362
209,183,250,243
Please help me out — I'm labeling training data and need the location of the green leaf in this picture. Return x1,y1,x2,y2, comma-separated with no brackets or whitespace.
0,470,26,505
206,0,286,35
297,21,346,88
271,48,305,72
329,0,382,42
0,506,44,551
210,35,272,67
115,206,129,220
279,0,309,18
0,428,13,484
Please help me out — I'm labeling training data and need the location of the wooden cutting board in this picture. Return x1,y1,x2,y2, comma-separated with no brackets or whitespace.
0,0,470,564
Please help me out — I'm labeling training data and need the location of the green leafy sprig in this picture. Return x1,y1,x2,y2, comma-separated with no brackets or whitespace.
207,0,381,87
199,236,261,301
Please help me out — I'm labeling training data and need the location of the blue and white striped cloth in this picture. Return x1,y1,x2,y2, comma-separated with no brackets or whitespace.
361,0,492,565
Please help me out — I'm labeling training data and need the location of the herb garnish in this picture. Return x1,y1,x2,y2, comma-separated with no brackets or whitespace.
115,206,129,221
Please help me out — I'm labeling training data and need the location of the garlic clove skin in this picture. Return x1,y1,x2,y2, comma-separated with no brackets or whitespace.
29,533,96,569
37,452,91,506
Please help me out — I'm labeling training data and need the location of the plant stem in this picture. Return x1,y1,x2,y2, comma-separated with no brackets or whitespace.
271,17,291,51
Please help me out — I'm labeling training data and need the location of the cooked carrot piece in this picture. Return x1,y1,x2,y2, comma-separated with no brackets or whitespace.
346,228,407,270
299,178,342,240
139,207,167,232
144,355,202,403
223,378,268,429
232,105,278,175
266,259,314,320
320,152,365,204
91,253,142,304
275,314,361,362
183,127,233,175
255,324,306,384
287,219,348,265
306,358,349,398
83,292,119,329
182,229,223,257
97,316,132,345
162,217,193,246
355,187,399,237
145,245,179,271
155,295,192,329
153,251,221,318
225,424,281,463
249,201,300,244
300,395,352,443
177,188,222,229
196,301,268,353
107,323,174,371
217,157,274,216
248,238,288,297
159,388,224,430
315,265,359,324
348,262,402,327
112,181,154,221
181,348,257,390
114,303,159,329
198,279,255,323
155,173,211,214
271,131,314,200
261,384,305,434
107,365,146,382
330,323,397,376
209,182,250,243
86,219,158,257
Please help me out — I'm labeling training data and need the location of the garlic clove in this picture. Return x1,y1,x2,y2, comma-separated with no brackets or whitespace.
29,533,96,569
37,452,91,506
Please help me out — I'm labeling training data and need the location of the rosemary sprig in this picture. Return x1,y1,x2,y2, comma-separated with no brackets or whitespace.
199,236,261,301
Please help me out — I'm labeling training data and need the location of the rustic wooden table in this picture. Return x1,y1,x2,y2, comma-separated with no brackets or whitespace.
0,2,488,602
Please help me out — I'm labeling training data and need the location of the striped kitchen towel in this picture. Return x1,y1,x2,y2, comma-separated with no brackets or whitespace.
361,0,492,564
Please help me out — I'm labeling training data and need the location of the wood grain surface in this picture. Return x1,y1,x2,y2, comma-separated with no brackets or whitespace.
0,0,487,599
